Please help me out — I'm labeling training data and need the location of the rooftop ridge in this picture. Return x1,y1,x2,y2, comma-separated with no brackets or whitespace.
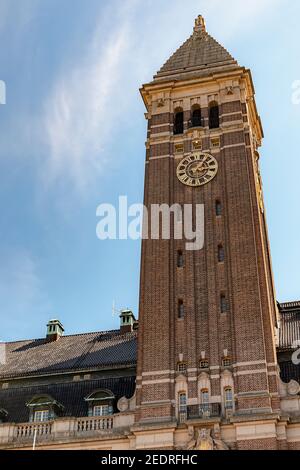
2,328,137,346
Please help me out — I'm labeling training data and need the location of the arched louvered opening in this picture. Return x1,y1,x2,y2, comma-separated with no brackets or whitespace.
209,101,220,129
191,105,203,127
174,108,184,135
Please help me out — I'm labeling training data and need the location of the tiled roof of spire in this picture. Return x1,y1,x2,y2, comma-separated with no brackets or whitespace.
155,15,238,80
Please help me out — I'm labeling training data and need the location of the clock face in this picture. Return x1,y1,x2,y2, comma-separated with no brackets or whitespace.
176,152,218,187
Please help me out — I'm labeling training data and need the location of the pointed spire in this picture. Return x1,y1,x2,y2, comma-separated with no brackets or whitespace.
194,15,206,34
154,15,238,80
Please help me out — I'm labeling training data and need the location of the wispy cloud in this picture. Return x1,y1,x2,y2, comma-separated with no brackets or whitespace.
42,1,136,193
0,0,284,197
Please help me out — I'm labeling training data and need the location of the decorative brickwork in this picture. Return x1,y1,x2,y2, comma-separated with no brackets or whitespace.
137,15,280,426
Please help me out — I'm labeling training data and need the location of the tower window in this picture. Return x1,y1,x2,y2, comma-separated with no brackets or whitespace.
174,109,184,135
211,137,220,148
224,387,233,410
177,362,187,373
177,250,184,268
200,359,209,369
218,245,225,263
178,300,185,319
175,143,184,154
222,357,232,368
192,139,202,151
220,294,227,313
209,102,220,129
178,392,187,423
191,106,203,127
216,200,222,216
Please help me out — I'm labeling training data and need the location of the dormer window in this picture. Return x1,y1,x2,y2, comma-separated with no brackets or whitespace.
85,390,114,417
27,395,63,422
93,405,111,417
34,410,50,422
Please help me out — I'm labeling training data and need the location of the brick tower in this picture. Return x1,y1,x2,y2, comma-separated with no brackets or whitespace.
136,16,281,446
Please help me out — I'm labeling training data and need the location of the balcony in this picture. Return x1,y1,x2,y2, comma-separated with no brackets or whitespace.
0,413,134,448
186,403,221,420
187,117,205,129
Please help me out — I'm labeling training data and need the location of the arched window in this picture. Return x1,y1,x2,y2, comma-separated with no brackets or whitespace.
27,395,62,422
209,101,220,129
178,300,185,319
218,245,225,263
200,389,210,408
216,200,222,216
174,108,184,135
178,392,187,423
224,387,233,410
177,250,184,268
191,105,202,127
85,390,115,417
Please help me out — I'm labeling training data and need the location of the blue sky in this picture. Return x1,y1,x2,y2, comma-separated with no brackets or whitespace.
0,0,299,341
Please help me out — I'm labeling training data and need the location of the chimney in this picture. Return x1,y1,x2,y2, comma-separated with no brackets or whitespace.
46,319,64,342
119,310,137,334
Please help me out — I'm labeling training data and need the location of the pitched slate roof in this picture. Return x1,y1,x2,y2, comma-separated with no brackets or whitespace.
278,302,300,351
0,330,137,379
0,377,136,423
155,16,238,81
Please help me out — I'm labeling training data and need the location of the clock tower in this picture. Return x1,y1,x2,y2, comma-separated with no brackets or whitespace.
136,16,281,448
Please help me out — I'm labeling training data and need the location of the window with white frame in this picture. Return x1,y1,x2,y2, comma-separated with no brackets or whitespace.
178,392,187,423
34,410,50,422
93,405,111,417
200,389,210,412
224,387,233,410
85,390,114,417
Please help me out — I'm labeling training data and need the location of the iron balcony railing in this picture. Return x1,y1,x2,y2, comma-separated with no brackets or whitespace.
187,117,206,129
186,403,221,420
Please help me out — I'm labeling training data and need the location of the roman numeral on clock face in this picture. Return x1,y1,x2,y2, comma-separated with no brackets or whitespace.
177,152,218,187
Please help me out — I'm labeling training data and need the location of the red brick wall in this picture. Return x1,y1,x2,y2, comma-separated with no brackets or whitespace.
237,438,278,450
137,90,279,422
